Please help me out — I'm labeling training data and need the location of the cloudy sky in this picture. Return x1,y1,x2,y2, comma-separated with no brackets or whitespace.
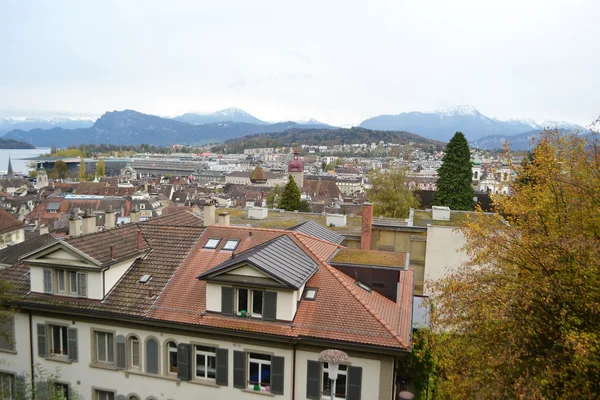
1,0,599,126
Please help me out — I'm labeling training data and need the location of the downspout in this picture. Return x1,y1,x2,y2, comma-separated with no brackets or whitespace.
392,356,397,400
28,311,35,398
292,343,297,400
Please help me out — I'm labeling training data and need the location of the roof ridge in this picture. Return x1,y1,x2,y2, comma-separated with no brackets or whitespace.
295,231,408,349
292,231,345,248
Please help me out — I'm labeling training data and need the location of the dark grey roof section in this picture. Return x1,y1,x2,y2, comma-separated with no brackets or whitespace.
197,235,318,289
47,203,61,211
287,220,344,245
0,233,58,267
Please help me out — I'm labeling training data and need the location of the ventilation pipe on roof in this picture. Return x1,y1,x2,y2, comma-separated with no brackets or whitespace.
360,203,373,250
218,212,230,227
105,204,116,230
137,230,142,250
110,244,115,260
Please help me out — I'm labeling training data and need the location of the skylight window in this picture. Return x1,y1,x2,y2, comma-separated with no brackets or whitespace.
303,288,318,301
139,274,152,283
204,238,221,249
222,239,240,251
355,281,372,293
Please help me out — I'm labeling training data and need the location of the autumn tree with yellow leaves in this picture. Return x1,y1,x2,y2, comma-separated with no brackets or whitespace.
427,131,600,399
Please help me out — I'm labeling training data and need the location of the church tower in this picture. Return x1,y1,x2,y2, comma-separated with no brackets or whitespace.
287,149,304,188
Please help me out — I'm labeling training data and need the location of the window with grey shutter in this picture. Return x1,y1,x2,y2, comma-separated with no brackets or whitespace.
176,343,191,381
306,360,321,399
43,269,53,293
37,323,47,357
146,338,159,374
67,327,78,362
347,366,362,400
271,356,284,395
0,317,15,351
221,287,234,316
76,272,87,297
263,291,277,321
216,348,228,386
233,350,246,389
116,335,126,369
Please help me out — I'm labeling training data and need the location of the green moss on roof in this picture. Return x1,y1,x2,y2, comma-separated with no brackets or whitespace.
330,248,407,268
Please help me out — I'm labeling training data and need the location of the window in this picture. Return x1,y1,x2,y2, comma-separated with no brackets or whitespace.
237,288,263,317
69,271,87,297
43,269,53,293
55,382,69,400
95,331,114,364
0,317,15,351
248,353,271,390
0,372,14,400
195,345,217,380
204,238,221,249
57,270,65,293
49,325,68,356
322,363,348,399
145,338,159,374
94,389,115,400
303,288,318,300
167,341,178,374
129,336,140,369
222,239,240,251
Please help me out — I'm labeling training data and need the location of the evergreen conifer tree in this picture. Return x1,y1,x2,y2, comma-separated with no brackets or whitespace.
279,176,301,211
434,131,474,210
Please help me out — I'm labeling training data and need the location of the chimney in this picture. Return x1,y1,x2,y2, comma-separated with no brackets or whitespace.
130,205,140,223
203,204,216,226
82,208,97,235
360,202,373,250
218,212,230,227
110,245,115,260
69,209,81,237
137,230,142,250
105,205,116,229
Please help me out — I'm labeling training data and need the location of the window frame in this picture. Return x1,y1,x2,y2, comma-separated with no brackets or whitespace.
203,238,221,249
193,343,217,381
0,371,15,400
247,352,272,391
222,239,240,251
43,268,53,293
93,387,116,400
56,270,66,293
92,329,115,366
236,288,264,318
127,335,141,370
0,316,15,352
69,271,88,298
48,324,69,358
165,340,178,375
303,288,318,301
321,363,348,400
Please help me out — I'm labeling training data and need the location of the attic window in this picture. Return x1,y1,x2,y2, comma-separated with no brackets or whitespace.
222,239,240,251
139,274,152,283
355,281,372,293
303,288,318,301
204,238,221,249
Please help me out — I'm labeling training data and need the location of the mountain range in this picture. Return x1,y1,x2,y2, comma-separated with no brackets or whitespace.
0,116,95,136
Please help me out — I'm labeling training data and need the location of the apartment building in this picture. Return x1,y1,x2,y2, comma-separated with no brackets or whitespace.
0,210,414,400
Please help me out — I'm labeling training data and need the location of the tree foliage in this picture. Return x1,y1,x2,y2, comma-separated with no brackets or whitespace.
427,131,600,399
96,158,106,178
266,185,282,209
49,160,69,180
279,176,301,211
367,167,420,218
434,132,474,210
78,156,86,182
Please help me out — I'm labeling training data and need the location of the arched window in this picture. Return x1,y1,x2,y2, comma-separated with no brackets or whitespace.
145,337,160,375
166,340,178,375
127,395,141,400
128,335,141,370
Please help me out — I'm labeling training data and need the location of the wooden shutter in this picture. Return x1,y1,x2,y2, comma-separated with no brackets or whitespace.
263,291,277,321
0,317,14,350
43,269,53,293
77,272,87,297
37,323,47,357
347,366,363,400
306,360,321,399
176,343,191,381
67,327,78,362
233,350,246,389
131,339,140,367
216,348,229,386
146,338,159,374
116,335,126,369
221,286,234,316
271,355,284,395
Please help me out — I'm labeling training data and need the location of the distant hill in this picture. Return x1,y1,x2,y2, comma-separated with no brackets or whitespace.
0,116,95,136
0,138,35,149
3,110,337,147
359,105,583,142
174,107,268,125
472,128,593,151
216,127,445,154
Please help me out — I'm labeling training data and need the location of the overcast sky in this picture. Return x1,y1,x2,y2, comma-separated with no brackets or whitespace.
1,0,599,126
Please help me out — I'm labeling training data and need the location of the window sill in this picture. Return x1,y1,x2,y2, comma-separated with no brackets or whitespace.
46,355,72,364
90,362,117,371
0,348,17,354
126,370,180,382
189,378,219,388
243,388,275,397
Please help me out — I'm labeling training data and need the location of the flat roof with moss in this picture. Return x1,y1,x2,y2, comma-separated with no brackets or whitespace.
330,248,407,268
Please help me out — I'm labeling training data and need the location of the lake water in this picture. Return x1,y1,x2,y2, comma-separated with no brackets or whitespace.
0,148,50,175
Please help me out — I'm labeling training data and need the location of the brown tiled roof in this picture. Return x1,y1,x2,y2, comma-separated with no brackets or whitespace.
0,207,24,235
249,165,267,182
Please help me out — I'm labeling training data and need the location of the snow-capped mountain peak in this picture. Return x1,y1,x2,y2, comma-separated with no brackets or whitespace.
435,105,480,117
294,118,324,125
507,118,581,130
213,107,251,117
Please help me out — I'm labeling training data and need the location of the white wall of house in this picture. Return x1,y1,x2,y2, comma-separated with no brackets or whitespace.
0,227,24,250
30,266,44,293
423,225,469,295
104,258,139,296
0,312,31,377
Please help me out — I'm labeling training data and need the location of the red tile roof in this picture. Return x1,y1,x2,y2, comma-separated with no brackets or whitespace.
0,207,25,235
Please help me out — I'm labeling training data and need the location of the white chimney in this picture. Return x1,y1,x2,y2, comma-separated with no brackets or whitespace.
218,212,230,227
69,209,81,237
105,205,116,229
203,204,216,226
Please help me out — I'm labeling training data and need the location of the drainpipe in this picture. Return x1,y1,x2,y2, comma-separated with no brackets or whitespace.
292,343,297,400
29,311,35,398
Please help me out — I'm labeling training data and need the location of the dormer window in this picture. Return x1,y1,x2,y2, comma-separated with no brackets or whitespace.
204,238,221,249
222,239,240,251
236,288,263,318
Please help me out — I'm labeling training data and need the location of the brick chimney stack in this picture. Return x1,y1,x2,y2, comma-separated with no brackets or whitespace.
360,203,373,250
